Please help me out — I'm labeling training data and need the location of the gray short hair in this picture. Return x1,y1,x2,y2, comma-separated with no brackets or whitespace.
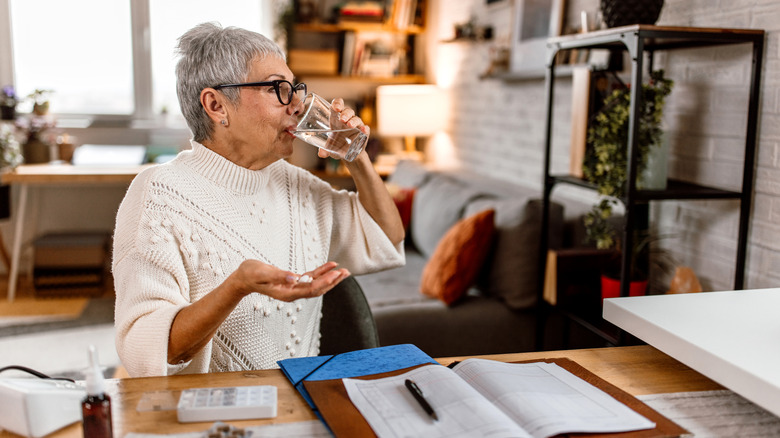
175,22,286,143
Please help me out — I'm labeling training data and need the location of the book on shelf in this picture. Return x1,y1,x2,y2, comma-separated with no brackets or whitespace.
341,32,357,76
339,1,385,23
569,66,592,178
390,0,420,29
303,355,687,438
344,31,406,77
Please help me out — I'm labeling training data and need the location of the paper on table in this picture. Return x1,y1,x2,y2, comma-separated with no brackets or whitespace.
344,359,656,438
345,364,528,438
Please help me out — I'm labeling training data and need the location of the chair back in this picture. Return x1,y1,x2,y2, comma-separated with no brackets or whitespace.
319,276,380,355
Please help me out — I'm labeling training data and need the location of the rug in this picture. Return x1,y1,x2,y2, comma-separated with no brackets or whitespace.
0,274,115,338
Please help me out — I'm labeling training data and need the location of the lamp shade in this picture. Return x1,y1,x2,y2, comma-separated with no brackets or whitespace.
376,85,448,137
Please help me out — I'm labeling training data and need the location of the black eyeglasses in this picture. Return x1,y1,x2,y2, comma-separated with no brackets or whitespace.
213,80,307,105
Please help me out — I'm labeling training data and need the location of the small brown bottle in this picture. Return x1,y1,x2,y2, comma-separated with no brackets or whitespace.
82,345,113,438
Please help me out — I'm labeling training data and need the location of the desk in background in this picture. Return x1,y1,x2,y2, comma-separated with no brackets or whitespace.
604,289,780,419
1,163,152,301
0,345,722,438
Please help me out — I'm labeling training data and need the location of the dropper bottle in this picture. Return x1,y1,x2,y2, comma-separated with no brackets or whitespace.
82,345,113,438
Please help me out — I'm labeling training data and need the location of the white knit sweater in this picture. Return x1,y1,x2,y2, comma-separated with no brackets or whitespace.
113,141,404,377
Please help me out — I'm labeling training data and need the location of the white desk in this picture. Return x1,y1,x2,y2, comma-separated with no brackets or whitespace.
1,163,151,301
603,289,780,418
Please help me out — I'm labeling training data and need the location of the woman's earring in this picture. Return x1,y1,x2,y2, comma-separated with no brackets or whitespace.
221,119,227,126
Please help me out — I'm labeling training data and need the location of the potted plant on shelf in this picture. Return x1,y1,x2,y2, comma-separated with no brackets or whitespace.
582,69,674,297
1,85,18,120
26,89,53,116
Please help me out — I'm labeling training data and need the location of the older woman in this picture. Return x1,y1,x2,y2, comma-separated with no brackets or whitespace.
113,22,405,377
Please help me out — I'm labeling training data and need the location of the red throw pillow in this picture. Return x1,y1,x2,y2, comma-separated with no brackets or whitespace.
420,209,496,305
387,183,416,231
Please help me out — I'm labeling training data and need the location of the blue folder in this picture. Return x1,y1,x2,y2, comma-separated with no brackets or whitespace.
277,344,437,411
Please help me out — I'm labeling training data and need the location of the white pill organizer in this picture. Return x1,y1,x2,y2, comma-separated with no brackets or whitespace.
177,385,277,423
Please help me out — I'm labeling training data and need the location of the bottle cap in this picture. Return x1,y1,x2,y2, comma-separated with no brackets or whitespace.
85,345,105,396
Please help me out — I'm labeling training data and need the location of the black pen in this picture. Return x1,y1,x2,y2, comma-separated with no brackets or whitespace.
404,379,439,421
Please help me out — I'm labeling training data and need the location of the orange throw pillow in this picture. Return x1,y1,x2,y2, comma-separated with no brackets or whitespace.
420,209,495,305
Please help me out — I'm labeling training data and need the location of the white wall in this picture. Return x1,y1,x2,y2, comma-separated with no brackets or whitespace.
426,0,780,292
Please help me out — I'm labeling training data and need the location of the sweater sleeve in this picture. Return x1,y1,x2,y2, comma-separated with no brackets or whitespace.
112,171,209,377
298,167,405,274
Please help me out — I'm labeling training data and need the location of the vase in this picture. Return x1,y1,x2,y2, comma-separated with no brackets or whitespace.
32,102,49,116
639,130,669,190
23,135,51,164
601,275,647,300
0,184,9,219
0,105,15,121
600,0,664,28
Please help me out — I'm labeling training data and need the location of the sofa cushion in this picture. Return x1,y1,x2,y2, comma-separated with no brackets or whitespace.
372,296,537,357
356,251,431,309
410,174,485,258
420,209,496,305
386,159,430,188
464,198,564,310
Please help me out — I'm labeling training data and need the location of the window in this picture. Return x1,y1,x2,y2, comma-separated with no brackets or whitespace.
10,0,134,115
5,0,273,120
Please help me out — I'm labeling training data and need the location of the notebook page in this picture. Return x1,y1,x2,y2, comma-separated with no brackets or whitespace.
453,358,656,438
344,365,530,438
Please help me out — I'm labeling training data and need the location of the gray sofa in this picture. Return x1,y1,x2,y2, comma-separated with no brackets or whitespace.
355,161,588,358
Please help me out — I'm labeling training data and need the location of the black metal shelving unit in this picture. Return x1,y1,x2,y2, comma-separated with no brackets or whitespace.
537,25,765,347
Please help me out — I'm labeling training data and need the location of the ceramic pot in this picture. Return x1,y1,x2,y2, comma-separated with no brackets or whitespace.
0,105,15,121
23,135,50,164
600,275,647,300
32,102,49,116
600,0,664,28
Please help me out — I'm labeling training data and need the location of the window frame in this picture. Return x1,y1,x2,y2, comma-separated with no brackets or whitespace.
0,0,275,126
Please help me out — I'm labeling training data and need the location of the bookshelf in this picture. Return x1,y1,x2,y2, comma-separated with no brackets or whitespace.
536,25,765,348
288,0,426,83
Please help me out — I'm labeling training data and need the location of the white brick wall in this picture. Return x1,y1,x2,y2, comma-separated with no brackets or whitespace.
428,0,780,292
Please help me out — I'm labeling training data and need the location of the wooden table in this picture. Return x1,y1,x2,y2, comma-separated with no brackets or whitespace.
0,163,151,301
0,345,722,438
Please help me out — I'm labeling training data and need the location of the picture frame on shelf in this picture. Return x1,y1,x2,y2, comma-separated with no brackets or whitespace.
509,0,565,75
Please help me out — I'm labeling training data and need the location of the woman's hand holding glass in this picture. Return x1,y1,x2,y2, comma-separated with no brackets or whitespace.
292,94,369,162
231,260,350,301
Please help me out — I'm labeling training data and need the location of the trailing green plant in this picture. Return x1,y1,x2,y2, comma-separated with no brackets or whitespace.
582,69,673,250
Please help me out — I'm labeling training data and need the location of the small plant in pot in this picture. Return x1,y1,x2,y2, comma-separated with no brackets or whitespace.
582,69,674,296
27,89,53,116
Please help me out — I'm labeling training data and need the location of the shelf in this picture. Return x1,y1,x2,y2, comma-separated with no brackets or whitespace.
295,22,423,34
296,74,426,84
486,64,587,82
537,25,765,349
550,175,743,201
547,24,764,54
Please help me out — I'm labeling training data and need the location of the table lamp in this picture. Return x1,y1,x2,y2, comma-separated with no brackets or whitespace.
375,85,448,160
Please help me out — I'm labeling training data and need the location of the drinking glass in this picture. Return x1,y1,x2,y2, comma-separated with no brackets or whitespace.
292,93,368,162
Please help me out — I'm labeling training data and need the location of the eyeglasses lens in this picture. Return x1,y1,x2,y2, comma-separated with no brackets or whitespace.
274,81,306,105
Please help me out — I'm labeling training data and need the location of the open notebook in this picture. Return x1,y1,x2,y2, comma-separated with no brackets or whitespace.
304,357,688,438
